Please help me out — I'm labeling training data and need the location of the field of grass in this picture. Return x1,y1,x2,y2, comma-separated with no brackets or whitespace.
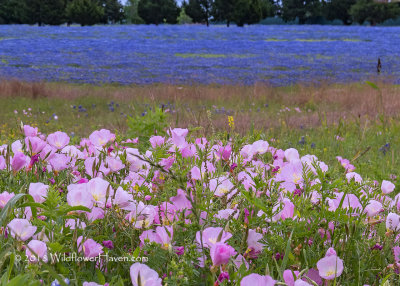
1,80,399,181
2,79,400,285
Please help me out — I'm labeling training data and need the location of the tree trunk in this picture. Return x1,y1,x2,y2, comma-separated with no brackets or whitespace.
227,20,230,27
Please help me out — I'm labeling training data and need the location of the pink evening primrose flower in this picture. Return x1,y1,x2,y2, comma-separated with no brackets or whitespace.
49,153,71,172
149,136,165,148
7,218,37,241
336,156,355,172
77,236,104,258
196,227,232,248
284,148,300,162
126,202,156,229
386,212,400,231
67,183,94,209
26,239,48,263
24,125,38,137
86,177,113,205
89,129,115,147
28,182,49,203
113,187,134,209
393,246,400,263
47,131,70,149
382,180,395,194
170,189,192,210
240,273,276,286
0,191,15,208
272,198,295,221
246,229,265,256
216,144,232,161
210,242,237,266
106,156,125,173
364,200,383,217
0,156,5,170
346,172,362,183
25,136,46,154
294,280,312,286
140,226,173,249
316,248,344,280
251,140,269,156
130,262,162,286
11,140,23,154
209,177,236,197
283,269,300,286
11,152,28,172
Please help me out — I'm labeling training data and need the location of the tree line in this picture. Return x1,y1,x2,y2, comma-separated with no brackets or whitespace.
0,0,399,26
0,0,124,26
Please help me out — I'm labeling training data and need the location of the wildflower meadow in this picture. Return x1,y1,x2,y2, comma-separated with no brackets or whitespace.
0,115,398,285
0,21,400,286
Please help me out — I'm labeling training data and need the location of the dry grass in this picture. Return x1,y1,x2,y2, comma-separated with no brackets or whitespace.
1,79,399,135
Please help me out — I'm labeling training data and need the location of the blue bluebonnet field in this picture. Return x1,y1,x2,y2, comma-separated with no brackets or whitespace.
1,25,400,85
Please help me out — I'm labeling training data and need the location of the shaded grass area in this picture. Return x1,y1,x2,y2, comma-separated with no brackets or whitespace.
0,80,399,181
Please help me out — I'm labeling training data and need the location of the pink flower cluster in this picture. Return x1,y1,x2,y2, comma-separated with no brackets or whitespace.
0,125,398,285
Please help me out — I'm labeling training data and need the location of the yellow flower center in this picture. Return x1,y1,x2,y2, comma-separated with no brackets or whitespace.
325,269,335,277
293,174,301,184
92,193,100,202
209,238,217,244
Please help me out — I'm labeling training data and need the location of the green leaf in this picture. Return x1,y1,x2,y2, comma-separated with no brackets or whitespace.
1,272,7,285
365,81,379,90
132,246,141,258
48,242,64,253
240,190,270,214
39,262,68,286
0,194,26,227
281,229,294,273
96,268,106,284
19,202,45,209
7,252,15,281
380,273,394,286
5,274,31,286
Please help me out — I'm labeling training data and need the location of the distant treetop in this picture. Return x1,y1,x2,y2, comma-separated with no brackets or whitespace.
0,0,399,26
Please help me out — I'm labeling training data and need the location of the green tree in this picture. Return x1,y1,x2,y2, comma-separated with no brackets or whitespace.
24,0,68,25
98,0,124,24
324,0,356,25
124,0,144,23
66,0,104,26
0,0,29,23
212,0,235,26
177,7,193,24
183,0,212,26
350,0,400,25
137,0,180,24
232,0,275,26
281,0,323,24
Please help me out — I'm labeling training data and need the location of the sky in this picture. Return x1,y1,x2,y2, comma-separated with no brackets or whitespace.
120,0,183,5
